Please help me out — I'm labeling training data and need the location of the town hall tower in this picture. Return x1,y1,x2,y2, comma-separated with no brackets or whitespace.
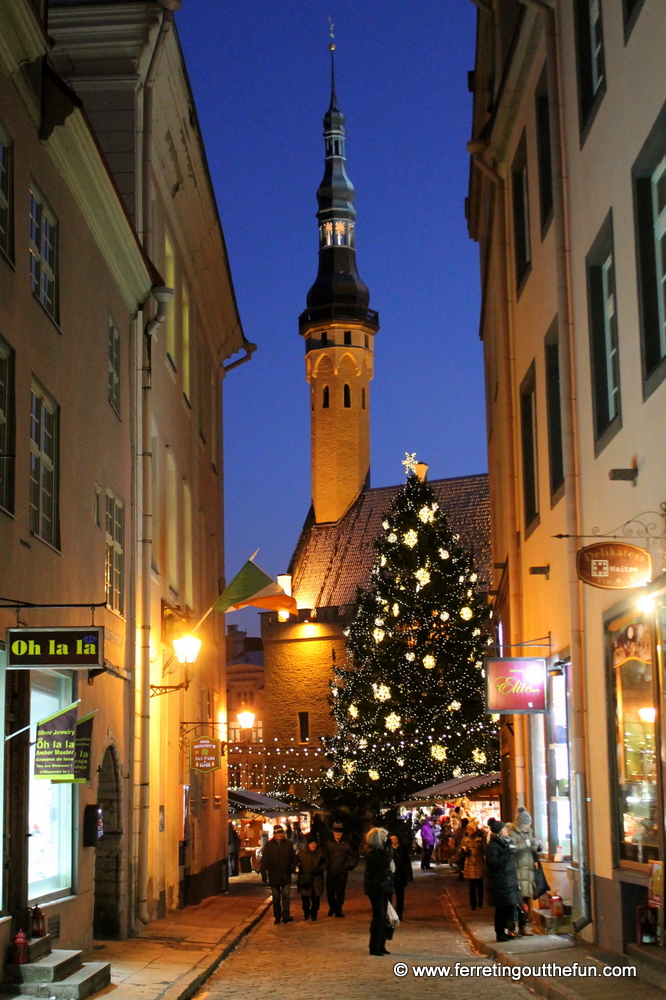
299,47,380,524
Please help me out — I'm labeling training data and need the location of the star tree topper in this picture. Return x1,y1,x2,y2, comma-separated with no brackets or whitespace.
402,452,418,477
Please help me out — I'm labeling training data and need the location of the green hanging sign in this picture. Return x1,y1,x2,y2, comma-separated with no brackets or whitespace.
52,712,96,784
34,702,78,780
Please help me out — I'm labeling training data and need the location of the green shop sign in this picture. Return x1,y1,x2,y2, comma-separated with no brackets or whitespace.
34,702,79,780
6,627,104,669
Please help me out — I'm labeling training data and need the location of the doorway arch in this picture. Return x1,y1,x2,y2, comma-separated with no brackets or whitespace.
93,744,123,938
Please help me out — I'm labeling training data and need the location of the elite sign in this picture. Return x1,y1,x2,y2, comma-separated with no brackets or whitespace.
485,658,547,714
6,627,104,669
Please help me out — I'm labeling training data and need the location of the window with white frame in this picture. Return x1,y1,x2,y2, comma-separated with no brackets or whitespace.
108,317,120,414
30,384,58,547
512,134,531,290
105,491,124,614
29,188,58,320
588,0,604,96
0,122,13,262
574,0,606,136
0,335,14,513
586,212,621,447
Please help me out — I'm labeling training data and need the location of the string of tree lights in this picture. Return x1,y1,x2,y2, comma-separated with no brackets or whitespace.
322,459,499,799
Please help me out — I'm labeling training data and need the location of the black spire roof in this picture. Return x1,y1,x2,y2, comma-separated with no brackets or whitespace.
300,47,378,333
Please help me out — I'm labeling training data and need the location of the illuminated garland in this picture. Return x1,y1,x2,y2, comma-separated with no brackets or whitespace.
321,470,499,797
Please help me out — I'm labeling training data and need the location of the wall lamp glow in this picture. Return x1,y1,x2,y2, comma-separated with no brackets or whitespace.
637,594,656,615
172,634,202,664
638,707,657,725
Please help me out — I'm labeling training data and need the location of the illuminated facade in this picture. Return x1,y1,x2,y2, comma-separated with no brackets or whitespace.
468,0,666,957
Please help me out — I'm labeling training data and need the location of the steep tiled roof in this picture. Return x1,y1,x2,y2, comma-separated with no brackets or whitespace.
291,474,490,609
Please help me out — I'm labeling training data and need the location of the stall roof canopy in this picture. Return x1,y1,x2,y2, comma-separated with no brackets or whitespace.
407,772,501,801
227,789,292,813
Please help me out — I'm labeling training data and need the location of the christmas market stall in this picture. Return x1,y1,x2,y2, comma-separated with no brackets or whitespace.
227,789,311,873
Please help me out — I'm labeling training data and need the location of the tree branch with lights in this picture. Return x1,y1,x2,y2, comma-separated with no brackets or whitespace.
322,458,499,799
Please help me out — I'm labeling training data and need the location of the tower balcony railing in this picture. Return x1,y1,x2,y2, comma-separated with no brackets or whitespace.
299,303,379,332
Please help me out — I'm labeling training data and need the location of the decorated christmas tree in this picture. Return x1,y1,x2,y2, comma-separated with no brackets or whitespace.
322,455,499,798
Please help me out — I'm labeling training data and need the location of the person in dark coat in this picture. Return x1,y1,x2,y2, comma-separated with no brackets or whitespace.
324,821,358,917
364,827,394,956
389,832,413,920
297,835,327,920
485,818,521,941
227,822,240,877
259,824,297,924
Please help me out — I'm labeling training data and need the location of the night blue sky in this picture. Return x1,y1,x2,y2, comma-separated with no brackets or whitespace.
176,1,486,635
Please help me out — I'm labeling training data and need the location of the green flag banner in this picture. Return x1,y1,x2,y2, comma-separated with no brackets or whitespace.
34,702,78,780
213,559,297,616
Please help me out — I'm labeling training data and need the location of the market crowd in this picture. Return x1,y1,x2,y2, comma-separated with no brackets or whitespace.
246,804,546,955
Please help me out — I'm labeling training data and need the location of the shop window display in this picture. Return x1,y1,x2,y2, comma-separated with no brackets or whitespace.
28,671,73,899
610,614,659,864
547,670,571,859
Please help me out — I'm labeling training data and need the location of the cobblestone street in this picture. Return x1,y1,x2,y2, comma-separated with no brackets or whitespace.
195,868,532,1000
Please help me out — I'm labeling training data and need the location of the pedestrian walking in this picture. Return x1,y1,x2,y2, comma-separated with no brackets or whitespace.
297,834,327,921
507,806,541,935
420,816,436,870
364,827,394,956
388,832,413,919
324,821,358,917
227,821,240,877
259,824,297,924
455,817,469,879
461,819,485,910
485,818,521,942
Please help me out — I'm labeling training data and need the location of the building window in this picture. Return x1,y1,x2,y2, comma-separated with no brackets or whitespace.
344,330,352,345
164,233,176,367
322,385,329,409
166,451,178,594
343,383,351,408
512,134,531,290
93,484,101,527
535,69,553,231
298,711,310,743
0,122,14,263
586,212,621,447
574,0,606,137
183,481,193,610
29,188,58,321
321,331,328,348
361,387,366,410
29,670,74,900
520,362,539,532
108,317,120,414
30,383,59,548
364,334,369,348
182,284,190,402
105,491,124,614
544,322,564,498
609,611,660,865
0,335,15,514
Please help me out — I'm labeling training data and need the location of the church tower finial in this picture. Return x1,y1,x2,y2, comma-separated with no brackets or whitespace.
299,39,380,525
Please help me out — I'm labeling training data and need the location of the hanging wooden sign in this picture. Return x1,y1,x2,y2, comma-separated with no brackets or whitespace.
485,658,547,714
576,542,651,590
190,737,221,773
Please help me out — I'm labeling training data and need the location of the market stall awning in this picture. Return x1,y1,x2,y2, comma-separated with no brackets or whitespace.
227,789,292,814
397,772,501,805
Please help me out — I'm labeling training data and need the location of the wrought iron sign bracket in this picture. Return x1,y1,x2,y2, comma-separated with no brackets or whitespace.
179,720,226,753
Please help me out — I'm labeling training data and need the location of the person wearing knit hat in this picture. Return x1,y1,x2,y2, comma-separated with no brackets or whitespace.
506,806,542,935
461,819,485,911
485,818,521,941
296,834,327,921
324,821,358,917
259,825,297,924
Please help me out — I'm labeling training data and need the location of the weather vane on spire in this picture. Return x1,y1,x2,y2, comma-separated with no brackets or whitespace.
328,17,335,51
402,453,418,477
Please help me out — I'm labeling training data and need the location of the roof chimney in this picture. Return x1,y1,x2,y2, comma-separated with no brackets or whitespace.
415,462,429,483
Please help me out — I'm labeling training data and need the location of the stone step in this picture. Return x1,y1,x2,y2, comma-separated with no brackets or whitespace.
25,938,51,965
3,950,82,984
627,943,666,990
0,961,110,999
531,906,573,935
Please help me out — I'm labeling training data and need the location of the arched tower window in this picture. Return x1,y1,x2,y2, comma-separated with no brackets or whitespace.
323,386,329,408
361,387,366,410
344,384,351,408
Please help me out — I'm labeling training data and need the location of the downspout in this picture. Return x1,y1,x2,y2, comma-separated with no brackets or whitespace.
519,0,591,932
468,145,525,808
136,0,180,928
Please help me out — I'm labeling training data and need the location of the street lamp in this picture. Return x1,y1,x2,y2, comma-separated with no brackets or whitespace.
236,705,256,731
172,633,202,664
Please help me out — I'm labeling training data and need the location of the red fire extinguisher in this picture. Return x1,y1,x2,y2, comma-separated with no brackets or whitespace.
550,892,564,917
31,905,46,939
12,929,28,964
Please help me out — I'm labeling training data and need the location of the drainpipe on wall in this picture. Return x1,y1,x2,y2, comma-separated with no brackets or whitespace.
519,0,592,932
467,145,526,809
136,0,181,928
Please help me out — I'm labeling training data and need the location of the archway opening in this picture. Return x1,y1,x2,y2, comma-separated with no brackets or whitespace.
93,745,123,938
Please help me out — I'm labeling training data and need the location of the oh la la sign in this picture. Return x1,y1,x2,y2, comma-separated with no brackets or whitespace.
6,628,104,668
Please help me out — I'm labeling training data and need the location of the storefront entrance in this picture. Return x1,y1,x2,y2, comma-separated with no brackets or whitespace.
93,745,123,938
